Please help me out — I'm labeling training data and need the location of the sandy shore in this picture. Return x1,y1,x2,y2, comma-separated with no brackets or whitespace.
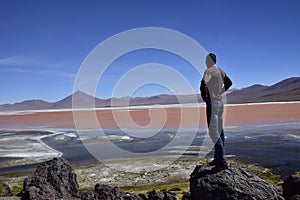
0,102,299,129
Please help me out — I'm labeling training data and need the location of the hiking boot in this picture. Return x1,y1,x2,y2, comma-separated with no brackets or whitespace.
208,159,217,166
211,162,228,173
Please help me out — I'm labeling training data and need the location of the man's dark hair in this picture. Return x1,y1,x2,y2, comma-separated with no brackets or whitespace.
207,53,217,64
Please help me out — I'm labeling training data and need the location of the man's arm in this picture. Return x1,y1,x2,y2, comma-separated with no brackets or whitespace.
200,79,210,102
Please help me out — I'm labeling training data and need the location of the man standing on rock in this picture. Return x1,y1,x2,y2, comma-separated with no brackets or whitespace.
200,53,232,172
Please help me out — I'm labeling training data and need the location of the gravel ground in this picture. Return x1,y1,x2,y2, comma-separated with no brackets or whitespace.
74,155,208,189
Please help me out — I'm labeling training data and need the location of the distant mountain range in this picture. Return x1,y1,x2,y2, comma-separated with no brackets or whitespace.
1,77,299,112
227,77,300,103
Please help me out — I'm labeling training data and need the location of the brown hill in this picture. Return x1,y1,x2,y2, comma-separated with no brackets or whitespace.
227,77,300,103
0,77,299,112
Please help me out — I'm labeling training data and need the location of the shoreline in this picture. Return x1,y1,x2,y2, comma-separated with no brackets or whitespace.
0,123,299,177
1,121,299,179
1,101,300,115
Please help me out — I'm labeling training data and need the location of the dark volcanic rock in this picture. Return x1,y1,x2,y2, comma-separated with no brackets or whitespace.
20,157,80,200
94,184,145,200
91,186,177,200
137,193,148,200
147,190,164,200
147,190,176,200
283,175,300,200
190,165,284,200
94,184,118,200
80,190,95,200
163,191,177,200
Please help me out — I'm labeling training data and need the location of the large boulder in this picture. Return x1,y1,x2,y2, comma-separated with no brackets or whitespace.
19,157,80,200
190,165,284,200
282,175,300,200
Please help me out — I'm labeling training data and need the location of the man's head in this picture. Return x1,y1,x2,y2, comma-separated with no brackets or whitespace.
206,53,216,67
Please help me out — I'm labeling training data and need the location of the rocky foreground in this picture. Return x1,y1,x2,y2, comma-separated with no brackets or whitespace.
0,157,299,200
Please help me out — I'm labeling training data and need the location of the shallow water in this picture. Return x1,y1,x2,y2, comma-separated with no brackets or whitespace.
0,123,299,177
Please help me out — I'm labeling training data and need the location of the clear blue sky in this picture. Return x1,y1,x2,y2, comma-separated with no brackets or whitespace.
0,0,299,104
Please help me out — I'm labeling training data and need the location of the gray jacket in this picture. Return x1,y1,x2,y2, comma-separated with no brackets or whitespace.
200,65,232,102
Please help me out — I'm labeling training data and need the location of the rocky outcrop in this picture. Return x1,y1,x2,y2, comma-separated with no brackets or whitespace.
147,189,176,200
19,157,80,200
80,190,95,200
6,157,298,200
81,184,176,200
15,158,177,200
93,184,145,200
282,175,300,200
190,165,284,200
